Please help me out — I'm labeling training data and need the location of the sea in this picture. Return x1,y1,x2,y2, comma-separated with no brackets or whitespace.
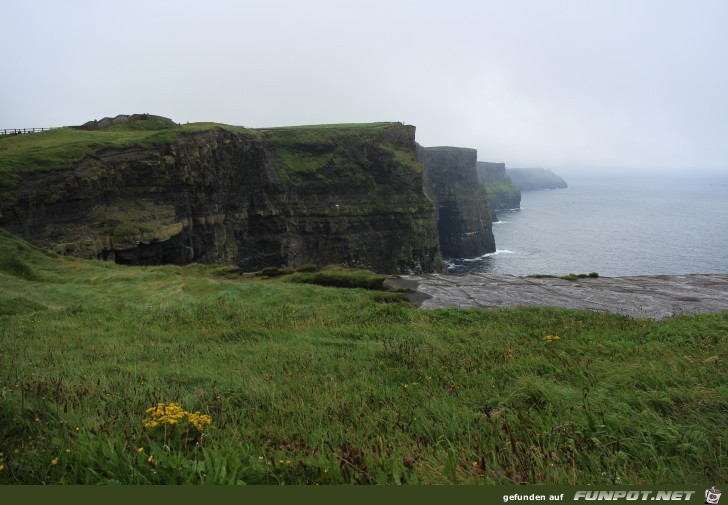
447,173,728,277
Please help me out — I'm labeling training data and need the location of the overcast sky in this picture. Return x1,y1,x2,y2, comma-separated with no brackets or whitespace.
3,0,727,174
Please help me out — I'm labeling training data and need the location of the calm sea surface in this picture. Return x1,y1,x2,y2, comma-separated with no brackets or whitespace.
448,174,728,276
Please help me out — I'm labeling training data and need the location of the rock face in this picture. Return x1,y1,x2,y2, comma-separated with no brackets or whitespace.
0,121,440,273
507,167,567,191
394,273,728,319
417,146,495,258
475,161,521,213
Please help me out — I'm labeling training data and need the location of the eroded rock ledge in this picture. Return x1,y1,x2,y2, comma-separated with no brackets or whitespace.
391,273,728,319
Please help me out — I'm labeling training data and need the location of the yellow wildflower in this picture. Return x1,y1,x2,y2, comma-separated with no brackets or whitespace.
148,455,153,463
187,411,213,432
137,447,144,453
142,403,212,431
51,458,58,466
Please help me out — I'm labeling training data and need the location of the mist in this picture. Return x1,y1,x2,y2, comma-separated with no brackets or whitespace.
2,0,727,175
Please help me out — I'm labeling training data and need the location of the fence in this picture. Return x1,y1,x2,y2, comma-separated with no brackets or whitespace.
0,127,55,136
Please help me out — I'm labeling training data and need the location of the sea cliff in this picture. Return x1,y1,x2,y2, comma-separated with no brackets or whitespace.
417,146,495,258
475,161,521,212
507,167,567,191
0,116,440,273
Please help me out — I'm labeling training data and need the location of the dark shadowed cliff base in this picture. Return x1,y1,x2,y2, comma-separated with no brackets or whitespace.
390,273,728,319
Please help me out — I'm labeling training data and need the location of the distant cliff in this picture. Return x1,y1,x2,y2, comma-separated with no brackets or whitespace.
475,161,521,211
507,168,567,191
417,146,495,258
0,116,439,273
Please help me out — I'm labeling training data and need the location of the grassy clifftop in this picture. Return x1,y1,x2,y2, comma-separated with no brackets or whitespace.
0,120,257,187
262,122,421,176
0,120,394,186
0,229,725,484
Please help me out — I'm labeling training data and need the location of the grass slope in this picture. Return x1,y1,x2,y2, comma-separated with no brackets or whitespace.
0,229,725,484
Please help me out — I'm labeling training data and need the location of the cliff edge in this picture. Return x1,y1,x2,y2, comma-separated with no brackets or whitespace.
0,117,439,273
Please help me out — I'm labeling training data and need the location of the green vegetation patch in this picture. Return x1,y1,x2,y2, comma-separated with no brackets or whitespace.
0,121,258,188
283,264,387,290
484,179,520,198
261,122,419,177
0,230,725,484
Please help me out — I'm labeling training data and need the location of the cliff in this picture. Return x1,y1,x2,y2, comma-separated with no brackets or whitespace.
417,146,495,258
507,167,568,191
0,116,439,273
475,161,521,211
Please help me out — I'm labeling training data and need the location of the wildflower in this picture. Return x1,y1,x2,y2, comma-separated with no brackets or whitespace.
66,448,71,454
286,459,291,465
472,461,478,467
137,447,144,453
0,465,4,472
543,335,561,343
187,412,213,432
142,403,212,432
51,458,58,466
75,427,80,431
147,455,153,463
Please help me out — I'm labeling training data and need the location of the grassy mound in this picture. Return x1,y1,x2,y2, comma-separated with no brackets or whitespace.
283,265,387,290
0,230,725,484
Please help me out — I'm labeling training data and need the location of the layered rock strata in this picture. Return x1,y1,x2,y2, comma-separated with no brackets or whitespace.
0,121,440,273
417,146,495,258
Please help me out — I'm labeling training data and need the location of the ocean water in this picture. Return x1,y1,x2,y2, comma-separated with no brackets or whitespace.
448,174,728,276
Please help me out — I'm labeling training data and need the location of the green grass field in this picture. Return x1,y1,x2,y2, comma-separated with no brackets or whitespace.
0,229,725,484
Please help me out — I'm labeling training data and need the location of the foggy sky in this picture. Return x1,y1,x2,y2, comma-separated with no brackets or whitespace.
3,0,727,175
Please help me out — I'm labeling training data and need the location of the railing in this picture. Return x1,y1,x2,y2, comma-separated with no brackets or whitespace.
0,127,55,136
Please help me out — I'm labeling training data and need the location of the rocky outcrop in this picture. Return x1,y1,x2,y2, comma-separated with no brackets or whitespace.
393,273,728,320
76,113,176,131
0,121,439,273
475,161,521,216
507,167,567,191
417,146,495,258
